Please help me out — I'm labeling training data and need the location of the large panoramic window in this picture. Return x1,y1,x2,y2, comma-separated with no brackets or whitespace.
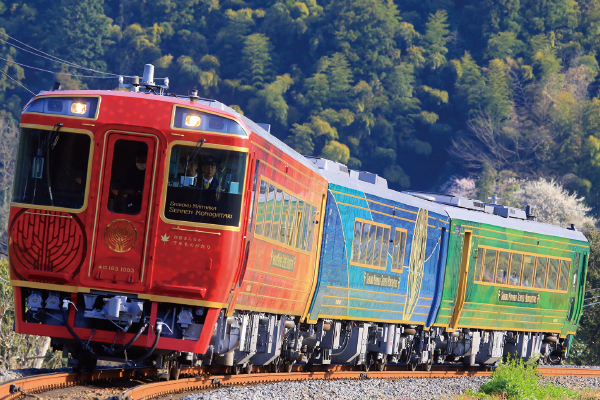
12,128,91,210
163,144,247,227
474,246,571,292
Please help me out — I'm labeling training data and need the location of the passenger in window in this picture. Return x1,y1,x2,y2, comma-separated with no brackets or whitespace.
179,159,199,187
496,270,507,284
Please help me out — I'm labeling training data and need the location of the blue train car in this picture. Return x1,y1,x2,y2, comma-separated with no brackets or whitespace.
298,158,449,368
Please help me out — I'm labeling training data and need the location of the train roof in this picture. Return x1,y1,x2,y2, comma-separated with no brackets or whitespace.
442,204,588,242
315,167,449,217
309,157,588,244
30,89,324,176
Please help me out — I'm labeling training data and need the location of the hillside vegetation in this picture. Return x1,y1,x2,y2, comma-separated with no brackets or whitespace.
2,0,600,210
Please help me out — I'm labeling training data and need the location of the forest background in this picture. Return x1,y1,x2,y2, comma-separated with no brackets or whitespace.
2,0,600,366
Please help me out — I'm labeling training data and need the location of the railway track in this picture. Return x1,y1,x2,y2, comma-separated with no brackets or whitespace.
0,365,597,400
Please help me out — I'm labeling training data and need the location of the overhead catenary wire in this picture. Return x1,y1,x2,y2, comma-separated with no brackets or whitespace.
0,57,117,79
0,67,35,95
0,121,20,134
0,31,134,78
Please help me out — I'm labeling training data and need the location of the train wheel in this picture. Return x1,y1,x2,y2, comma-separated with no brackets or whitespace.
232,365,242,375
270,358,281,373
169,362,181,380
376,360,386,372
74,353,97,373
284,361,294,373
245,363,253,374
407,361,418,371
423,358,433,372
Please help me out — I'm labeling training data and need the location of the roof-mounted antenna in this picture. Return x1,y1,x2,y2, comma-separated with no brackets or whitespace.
190,89,199,103
142,64,155,86
119,64,168,95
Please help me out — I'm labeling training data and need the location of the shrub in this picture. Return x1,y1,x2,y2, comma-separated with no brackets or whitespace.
466,356,577,400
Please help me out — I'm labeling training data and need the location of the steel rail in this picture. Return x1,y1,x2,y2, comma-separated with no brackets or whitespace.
0,368,156,400
1,365,597,400
122,366,600,400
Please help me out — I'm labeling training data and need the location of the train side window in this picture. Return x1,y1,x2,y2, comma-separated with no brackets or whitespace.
247,160,260,233
255,180,268,236
474,248,484,281
496,252,510,284
359,222,370,264
534,257,548,288
379,227,391,268
522,255,535,287
572,254,579,291
302,203,312,251
366,225,377,265
547,256,559,290
295,200,305,248
272,187,284,242
108,140,148,215
306,206,317,250
509,253,523,285
286,196,298,246
280,192,291,243
351,221,362,262
264,184,275,238
483,249,496,283
558,259,569,291
392,228,407,270
372,226,383,266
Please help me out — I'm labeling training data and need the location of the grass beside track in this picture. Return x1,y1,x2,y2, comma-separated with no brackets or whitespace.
455,357,600,400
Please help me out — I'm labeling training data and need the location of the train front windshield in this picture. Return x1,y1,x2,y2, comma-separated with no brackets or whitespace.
12,128,91,210
163,145,247,227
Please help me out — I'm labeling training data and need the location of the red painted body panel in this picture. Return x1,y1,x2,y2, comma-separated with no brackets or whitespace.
10,90,327,356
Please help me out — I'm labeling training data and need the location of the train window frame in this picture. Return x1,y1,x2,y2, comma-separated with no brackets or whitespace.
255,179,268,236
350,218,391,271
252,176,318,254
473,245,572,293
474,247,485,282
558,259,569,291
510,253,523,286
390,227,408,273
496,252,510,284
534,257,548,289
483,249,497,283
170,105,249,137
571,254,579,291
546,256,559,290
160,141,249,231
23,95,101,120
12,124,94,214
379,227,391,269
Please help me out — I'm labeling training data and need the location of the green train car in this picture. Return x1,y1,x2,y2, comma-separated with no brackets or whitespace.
422,194,589,365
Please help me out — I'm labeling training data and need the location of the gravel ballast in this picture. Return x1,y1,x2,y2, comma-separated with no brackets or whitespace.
181,375,600,400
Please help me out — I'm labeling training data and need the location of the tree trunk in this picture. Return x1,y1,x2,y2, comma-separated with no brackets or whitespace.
34,337,51,369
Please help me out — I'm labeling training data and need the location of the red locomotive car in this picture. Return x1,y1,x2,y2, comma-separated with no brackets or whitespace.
10,65,327,373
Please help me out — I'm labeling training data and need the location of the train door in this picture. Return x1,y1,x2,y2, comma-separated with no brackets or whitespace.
89,131,158,287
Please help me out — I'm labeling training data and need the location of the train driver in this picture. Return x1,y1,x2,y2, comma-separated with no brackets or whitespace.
200,156,219,190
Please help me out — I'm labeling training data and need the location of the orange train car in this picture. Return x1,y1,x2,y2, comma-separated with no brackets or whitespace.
10,65,327,372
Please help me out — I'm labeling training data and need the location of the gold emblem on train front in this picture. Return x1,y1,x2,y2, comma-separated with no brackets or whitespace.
105,219,137,253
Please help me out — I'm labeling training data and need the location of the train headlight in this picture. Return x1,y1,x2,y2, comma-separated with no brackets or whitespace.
71,102,88,115
185,114,201,127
